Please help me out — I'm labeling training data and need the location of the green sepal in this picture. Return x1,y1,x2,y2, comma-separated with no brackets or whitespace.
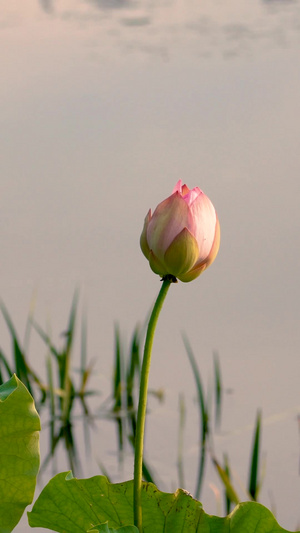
164,227,199,276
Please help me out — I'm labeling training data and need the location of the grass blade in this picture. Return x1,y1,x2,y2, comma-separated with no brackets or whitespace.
113,324,124,454
211,454,240,506
248,410,262,500
0,301,33,394
223,453,232,514
182,333,209,499
46,355,56,467
0,350,13,384
33,292,80,473
126,326,141,441
213,351,222,429
177,393,186,489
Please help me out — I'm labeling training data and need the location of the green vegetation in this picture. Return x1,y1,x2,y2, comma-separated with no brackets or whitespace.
27,473,292,533
0,296,297,532
0,375,40,532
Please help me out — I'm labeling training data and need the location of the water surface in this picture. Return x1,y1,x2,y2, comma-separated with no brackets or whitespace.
1,1,300,530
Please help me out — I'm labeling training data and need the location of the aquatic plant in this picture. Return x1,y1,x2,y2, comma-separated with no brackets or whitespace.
0,181,296,532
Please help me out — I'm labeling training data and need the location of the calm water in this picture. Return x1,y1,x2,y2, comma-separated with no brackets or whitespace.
1,0,300,530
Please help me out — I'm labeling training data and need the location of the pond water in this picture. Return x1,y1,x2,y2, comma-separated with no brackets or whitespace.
1,0,300,531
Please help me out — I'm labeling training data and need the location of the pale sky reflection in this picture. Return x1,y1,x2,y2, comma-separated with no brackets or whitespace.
32,0,300,59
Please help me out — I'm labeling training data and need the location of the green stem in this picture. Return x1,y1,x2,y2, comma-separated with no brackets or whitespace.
133,277,173,531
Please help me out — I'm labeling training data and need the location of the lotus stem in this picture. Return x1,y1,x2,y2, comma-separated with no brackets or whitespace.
133,276,173,532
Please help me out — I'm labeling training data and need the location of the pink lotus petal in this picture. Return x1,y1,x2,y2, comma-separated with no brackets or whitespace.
181,183,190,196
182,187,201,206
172,180,183,194
147,193,190,257
189,192,217,262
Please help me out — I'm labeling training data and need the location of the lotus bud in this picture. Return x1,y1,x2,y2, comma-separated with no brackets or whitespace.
140,180,220,282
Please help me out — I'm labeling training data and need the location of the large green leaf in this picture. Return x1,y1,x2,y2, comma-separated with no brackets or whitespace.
0,374,40,532
28,472,296,533
88,524,138,533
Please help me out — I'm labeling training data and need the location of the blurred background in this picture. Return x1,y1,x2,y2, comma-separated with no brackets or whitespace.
1,0,300,531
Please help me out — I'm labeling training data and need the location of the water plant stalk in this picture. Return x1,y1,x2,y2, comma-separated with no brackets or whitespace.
133,277,173,532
